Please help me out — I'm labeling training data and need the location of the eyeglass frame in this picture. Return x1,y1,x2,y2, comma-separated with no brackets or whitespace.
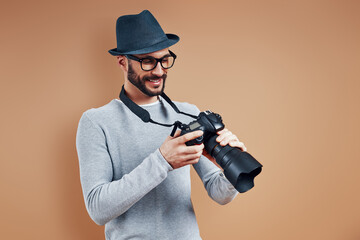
125,50,177,71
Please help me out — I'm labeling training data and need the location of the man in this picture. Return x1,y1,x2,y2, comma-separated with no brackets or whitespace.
76,10,247,240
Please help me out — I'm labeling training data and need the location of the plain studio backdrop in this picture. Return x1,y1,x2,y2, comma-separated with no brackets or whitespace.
1,0,359,239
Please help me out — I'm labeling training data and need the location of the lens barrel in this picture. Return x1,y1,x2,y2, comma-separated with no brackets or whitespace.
205,135,262,193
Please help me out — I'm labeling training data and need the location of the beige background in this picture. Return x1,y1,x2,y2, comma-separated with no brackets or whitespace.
1,0,359,239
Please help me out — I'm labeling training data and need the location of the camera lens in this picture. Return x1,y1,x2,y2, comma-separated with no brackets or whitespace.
205,135,262,193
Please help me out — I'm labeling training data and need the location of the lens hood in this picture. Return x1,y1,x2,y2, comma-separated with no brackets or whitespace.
206,135,262,193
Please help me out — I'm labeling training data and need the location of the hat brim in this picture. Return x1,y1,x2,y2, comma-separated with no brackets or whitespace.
108,33,179,56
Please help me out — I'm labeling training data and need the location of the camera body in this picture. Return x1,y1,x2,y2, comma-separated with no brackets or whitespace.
179,110,262,193
179,110,224,146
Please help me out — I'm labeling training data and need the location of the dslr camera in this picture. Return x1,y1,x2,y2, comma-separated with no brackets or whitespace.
179,110,262,193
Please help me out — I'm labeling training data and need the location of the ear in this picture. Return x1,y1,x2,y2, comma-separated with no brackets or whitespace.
117,55,128,72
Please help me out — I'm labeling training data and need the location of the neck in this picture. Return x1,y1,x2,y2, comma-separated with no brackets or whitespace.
124,81,159,105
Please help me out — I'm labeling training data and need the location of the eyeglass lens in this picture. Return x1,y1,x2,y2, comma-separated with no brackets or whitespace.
141,56,175,71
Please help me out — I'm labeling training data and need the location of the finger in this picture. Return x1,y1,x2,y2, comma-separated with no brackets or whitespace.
216,128,228,135
184,152,203,161
180,157,201,167
172,129,181,138
219,135,238,146
174,150,202,163
229,140,247,151
188,158,201,165
183,144,204,154
216,130,233,142
176,130,203,144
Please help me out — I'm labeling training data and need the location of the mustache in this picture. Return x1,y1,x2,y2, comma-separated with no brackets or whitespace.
143,74,167,81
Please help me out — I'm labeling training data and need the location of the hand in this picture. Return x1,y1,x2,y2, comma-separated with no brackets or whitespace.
215,128,247,151
203,128,247,166
159,130,204,169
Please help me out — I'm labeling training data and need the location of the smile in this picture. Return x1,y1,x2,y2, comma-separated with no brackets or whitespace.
148,78,161,83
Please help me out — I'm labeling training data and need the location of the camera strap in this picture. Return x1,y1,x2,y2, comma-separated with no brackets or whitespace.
119,85,197,136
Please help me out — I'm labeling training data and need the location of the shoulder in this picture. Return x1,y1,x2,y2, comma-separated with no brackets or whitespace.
171,100,201,115
80,99,123,123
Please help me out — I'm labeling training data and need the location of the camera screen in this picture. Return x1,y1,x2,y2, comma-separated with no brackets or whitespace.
189,122,201,130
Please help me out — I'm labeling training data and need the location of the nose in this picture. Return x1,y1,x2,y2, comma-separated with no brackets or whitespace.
151,61,165,77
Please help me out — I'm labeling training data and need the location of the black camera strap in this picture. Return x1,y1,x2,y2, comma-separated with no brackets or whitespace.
119,85,197,135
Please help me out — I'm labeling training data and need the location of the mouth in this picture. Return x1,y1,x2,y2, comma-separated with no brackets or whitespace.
148,78,161,83
146,78,162,87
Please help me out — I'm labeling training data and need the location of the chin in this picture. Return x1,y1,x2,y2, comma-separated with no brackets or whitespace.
147,84,164,94
148,90,163,96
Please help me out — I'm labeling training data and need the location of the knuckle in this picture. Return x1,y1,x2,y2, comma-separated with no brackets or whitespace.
189,147,196,154
195,146,202,153
180,145,187,152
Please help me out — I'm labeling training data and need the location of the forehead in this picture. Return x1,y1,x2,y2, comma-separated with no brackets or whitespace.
135,48,170,58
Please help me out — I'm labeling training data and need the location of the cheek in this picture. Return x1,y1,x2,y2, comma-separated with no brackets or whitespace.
140,73,149,80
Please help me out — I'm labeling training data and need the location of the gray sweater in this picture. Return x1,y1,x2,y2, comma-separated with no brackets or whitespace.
76,97,238,240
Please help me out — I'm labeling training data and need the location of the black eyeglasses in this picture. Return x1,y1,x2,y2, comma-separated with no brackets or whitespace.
126,50,177,71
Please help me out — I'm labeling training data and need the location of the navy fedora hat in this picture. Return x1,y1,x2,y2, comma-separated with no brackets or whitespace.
108,10,179,56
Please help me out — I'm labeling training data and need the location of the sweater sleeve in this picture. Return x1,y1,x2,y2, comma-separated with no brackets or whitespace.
76,112,173,225
186,104,238,204
193,156,238,205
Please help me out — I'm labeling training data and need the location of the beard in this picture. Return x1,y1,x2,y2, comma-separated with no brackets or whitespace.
127,62,167,97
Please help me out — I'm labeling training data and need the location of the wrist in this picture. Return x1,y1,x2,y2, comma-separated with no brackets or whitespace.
157,148,173,171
